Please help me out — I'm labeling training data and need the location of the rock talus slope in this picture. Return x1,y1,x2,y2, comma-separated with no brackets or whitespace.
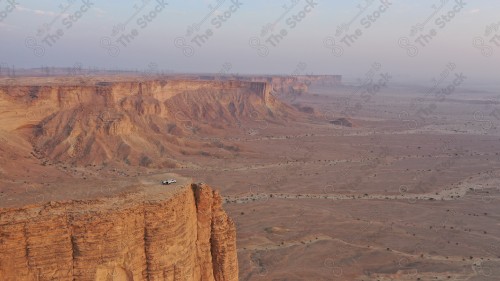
0,183,238,281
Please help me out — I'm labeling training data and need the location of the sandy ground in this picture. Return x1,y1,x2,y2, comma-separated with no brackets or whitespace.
0,171,190,209
172,84,500,280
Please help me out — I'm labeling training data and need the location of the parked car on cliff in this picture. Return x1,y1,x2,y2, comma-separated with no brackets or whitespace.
161,179,177,185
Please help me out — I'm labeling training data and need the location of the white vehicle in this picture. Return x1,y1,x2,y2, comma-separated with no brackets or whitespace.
161,179,177,185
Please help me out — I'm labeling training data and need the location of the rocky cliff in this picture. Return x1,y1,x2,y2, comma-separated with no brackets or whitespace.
0,183,238,281
0,79,294,167
219,75,343,104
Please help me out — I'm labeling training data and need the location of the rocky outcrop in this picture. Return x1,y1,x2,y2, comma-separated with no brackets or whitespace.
226,75,343,104
330,117,354,127
0,183,238,281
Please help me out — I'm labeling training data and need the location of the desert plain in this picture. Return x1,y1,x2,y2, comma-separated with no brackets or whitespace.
0,74,499,281
178,82,500,280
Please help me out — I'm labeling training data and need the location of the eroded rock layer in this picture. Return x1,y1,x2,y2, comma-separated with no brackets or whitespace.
0,79,294,167
0,183,238,281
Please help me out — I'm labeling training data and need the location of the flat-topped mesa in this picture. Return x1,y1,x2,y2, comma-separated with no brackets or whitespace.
268,75,342,94
0,80,282,123
221,75,343,99
0,79,275,110
0,183,238,281
183,74,342,98
0,78,295,166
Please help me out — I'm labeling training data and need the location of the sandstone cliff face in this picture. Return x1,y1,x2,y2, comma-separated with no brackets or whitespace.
0,79,294,167
0,183,238,281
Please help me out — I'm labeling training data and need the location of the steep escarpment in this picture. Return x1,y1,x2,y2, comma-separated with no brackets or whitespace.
0,183,237,281
189,74,342,103
231,75,343,104
0,79,295,167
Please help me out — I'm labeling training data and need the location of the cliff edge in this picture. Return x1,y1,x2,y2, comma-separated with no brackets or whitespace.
0,183,238,281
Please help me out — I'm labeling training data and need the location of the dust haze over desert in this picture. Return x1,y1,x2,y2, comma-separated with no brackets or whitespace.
1,0,500,280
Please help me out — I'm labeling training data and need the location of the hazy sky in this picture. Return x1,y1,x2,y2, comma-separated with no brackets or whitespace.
1,0,499,85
